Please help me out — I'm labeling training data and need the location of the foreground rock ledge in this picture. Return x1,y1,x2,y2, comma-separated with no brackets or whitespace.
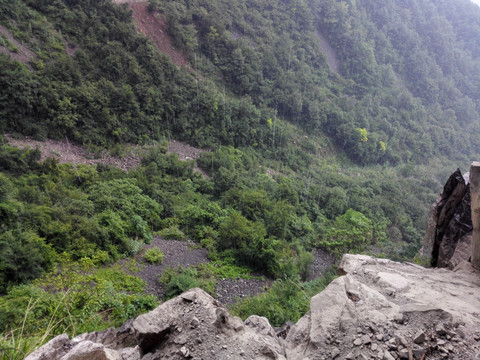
27,255,480,360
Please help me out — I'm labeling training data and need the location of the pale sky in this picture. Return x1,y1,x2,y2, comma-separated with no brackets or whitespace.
471,0,480,6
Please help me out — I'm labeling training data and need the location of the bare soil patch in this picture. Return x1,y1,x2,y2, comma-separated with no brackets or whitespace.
130,237,209,298
0,25,37,65
315,30,340,74
167,140,209,177
116,1,189,67
130,236,270,304
5,135,142,171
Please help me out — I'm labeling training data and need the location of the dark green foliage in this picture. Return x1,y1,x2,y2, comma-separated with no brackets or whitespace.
0,231,55,293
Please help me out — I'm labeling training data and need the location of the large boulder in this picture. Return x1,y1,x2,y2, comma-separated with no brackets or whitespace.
26,288,286,360
419,169,472,268
286,254,480,360
26,255,480,360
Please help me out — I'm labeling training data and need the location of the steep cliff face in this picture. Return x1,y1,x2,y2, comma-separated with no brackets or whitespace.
419,169,473,268
26,255,480,360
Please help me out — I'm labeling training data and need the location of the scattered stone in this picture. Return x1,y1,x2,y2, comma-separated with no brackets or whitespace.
26,254,480,360
394,313,404,324
412,345,425,359
398,349,409,359
361,334,371,345
383,350,395,360
190,317,200,329
353,338,363,346
180,346,189,357
414,331,426,344
118,347,140,360
435,323,447,336
397,335,408,347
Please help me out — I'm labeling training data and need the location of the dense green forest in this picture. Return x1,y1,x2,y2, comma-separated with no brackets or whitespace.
1,0,480,357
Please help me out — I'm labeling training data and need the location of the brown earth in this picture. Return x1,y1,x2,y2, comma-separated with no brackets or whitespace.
113,0,188,67
5,135,210,174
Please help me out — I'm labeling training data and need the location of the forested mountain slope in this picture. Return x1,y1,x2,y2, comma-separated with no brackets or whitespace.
1,0,480,357
1,0,480,164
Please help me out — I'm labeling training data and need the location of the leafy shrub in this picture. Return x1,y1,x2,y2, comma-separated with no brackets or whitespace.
0,230,55,293
319,209,374,257
143,248,164,264
0,260,157,358
159,267,216,299
230,270,337,327
159,225,186,240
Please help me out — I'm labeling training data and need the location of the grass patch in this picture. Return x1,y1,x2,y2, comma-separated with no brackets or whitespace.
229,270,337,327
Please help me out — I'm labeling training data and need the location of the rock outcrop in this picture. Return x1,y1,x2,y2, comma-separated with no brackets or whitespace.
27,255,480,360
419,169,473,268
287,254,480,359
26,288,286,360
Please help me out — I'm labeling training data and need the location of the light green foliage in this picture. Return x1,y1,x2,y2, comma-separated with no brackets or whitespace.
159,225,186,240
159,267,216,299
230,270,337,327
0,260,156,358
143,248,164,264
196,260,254,280
320,209,374,256
356,128,368,142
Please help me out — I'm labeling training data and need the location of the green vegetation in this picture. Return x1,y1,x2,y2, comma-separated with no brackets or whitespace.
0,258,156,360
143,248,164,264
230,270,337,327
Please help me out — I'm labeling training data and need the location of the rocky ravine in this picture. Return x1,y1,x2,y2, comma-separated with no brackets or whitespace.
27,254,480,360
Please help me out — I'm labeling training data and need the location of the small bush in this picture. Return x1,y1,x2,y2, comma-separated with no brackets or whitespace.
143,248,164,264
230,270,337,327
159,225,185,240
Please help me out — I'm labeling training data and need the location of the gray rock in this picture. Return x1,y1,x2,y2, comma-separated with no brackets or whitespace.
456,325,466,338
398,349,409,359
26,255,480,360
361,334,371,345
59,341,119,360
418,169,472,268
25,334,70,360
331,347,340,359
117,347,140,360
383,351,395,360
412,344,425,359
394,313,404,324
413,331,426,344
435,323,447,336
353,338,363,346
